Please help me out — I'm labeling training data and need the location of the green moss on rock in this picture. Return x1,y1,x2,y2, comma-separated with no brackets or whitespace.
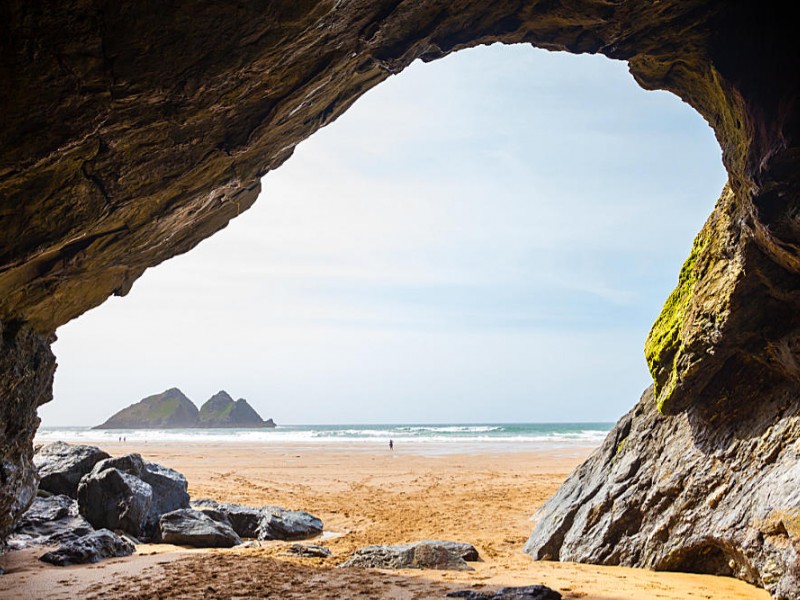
644,231,709,411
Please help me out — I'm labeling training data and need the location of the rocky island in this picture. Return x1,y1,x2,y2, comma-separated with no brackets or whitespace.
93,388,275,429
199,390,276,428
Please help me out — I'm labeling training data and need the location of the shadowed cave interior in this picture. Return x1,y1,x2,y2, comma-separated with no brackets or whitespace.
1,1,799,598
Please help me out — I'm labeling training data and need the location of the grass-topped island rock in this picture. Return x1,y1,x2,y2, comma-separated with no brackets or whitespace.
94,388,276,429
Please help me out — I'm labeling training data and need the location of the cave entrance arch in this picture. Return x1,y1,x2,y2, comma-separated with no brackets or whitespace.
43,43,725,427
2,3,798,596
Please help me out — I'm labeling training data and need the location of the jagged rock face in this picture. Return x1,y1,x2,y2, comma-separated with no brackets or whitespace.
1,1,799,596
524,386,800,599
0,321,55,540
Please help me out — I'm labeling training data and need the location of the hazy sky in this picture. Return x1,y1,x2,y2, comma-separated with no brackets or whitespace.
41,43,726,426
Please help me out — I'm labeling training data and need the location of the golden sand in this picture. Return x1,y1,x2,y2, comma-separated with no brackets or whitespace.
0,441,768,599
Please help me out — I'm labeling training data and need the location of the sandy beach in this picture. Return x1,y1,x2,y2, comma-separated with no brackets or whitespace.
1,441,768,599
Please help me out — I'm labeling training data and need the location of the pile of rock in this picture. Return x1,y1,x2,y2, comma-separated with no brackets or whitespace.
7,442,325,566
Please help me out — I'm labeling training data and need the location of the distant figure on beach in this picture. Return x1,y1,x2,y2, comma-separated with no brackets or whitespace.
389,439,394,451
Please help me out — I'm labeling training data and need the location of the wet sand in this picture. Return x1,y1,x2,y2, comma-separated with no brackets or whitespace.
0,441,769,599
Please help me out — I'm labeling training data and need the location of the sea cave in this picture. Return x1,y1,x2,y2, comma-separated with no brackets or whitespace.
1,1,799,597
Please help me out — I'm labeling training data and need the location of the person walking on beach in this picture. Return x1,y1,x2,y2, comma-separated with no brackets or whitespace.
389,439,394,451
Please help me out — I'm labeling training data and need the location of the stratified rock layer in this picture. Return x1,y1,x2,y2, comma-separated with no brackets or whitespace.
1,2,799,597
524,386,800,599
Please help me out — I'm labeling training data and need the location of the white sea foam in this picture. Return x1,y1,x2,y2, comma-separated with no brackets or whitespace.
35,423,612,452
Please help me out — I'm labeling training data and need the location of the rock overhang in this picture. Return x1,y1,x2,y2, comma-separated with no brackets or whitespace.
1,2,797,415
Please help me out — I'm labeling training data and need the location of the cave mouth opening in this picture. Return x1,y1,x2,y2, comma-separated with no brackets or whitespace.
39,42,727,430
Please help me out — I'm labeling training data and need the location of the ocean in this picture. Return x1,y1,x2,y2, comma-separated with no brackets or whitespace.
36,422,613,453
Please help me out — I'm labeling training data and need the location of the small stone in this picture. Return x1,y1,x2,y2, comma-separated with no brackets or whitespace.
284,543,332,558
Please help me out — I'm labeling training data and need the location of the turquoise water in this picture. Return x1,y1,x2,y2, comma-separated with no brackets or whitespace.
36,422,613,452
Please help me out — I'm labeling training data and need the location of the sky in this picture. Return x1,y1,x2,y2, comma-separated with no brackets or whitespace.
40,43,727,426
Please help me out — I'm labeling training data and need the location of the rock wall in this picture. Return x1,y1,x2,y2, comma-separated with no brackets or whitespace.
0,321,55,539
1,1,799,595
524,386,800,599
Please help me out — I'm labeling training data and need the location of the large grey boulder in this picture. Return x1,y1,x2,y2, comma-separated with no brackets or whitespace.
340,541,476,571
139,461,190,533
257,506,323,541
190,499,323,541
77,465,153,537
76,453,189,539
34,442,110,498
7,494,93,550
39,529,135,566
90,453,147,478
447,586,561,600
200,500,262,538
190,498,233,528
159,508,241,548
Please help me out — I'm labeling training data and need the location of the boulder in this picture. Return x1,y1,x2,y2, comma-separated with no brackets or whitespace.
221,503,263,538
90,453,147,478
159,509,241,548
190,500,322,541
257,507,323,541
39,529,135,566
190,498,232,527
340,541,474,571
523,386,800,598
140,461,190,532
34,442,110,498
284,543,332,558
76,453,190,539
7,495,93,550
447,586,562,600
77,467,153,537
426,540,479,562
